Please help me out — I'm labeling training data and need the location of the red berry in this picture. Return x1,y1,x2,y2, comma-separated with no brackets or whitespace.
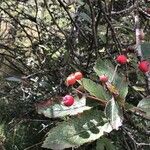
116,55,127,65
74,71,83,80
99,75,108,83
138,61,150,73
66,74,76,86
62,95,74,107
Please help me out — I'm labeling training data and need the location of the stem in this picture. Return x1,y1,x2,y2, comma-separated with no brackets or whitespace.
134,15,142,58
88,0,98,57
134,11,150,93
110,64,119,83
73,87,107,106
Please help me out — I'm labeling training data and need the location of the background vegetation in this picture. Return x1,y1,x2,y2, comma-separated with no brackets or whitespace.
0,0,150,149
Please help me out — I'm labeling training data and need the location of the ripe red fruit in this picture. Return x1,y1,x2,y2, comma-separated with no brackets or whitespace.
66,74,76,86
138,61,150,73
74,71,83,80
116,55,127,65
62,95,74,106
99,75,108,83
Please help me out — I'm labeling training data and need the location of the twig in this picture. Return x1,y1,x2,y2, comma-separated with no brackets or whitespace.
88,0,98,56
128,107,150,121
110,4,136,15
110,64,119,82
99,2,122,53
134,6,150,93
57,0,89,42
0,6,33,45
122,133,132,150
43,0,76,63
139,7,150,19
34,0,41,42
134,14,142,58
43,0,66,38
73,87,107,106
24,141,43,150
123,127,150,147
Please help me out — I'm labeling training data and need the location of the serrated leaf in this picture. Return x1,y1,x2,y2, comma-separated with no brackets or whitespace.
94,59,115,79
96,137,116,150
36,96,91,118
94,59,128,99
81,78,111,101
137,97,150,116
42,109,114,150
141,42,150,60
104,97,123,130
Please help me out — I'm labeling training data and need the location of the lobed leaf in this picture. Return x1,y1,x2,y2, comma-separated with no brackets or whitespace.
42,109,114,150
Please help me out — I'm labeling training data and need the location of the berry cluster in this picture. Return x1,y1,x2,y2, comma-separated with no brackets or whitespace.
116,54,150,73
66,71,83,86
99,55,150,85
62,54,150,107
62,71,83,107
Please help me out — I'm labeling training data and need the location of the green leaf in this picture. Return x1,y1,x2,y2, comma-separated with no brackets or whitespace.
94,59,115,79
36,96,91,118
114,76,128,99
80,12,92,23
42,109,114,150
137,97,150,116
96,137,116,150
94,59,128,99
141,42,150,60
81,78,111,101
104,97,123,130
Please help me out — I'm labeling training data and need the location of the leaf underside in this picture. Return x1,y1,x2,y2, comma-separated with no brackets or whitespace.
105,97,123,130
37,96,91,118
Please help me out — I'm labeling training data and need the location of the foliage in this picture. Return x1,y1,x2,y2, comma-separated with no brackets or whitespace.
42,109,113,149
96,137,116,150
0,0,150,150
